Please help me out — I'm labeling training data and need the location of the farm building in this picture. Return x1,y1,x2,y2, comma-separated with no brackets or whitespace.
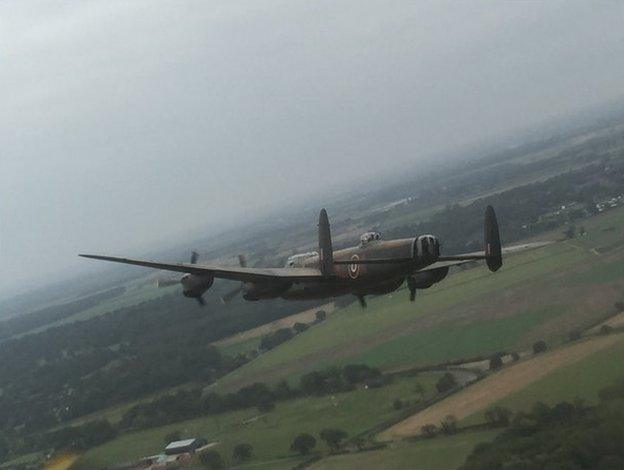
164,438,208,455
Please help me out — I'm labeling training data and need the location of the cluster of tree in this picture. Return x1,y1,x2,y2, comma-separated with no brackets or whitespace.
259,328,294,351
435,372,458,394
3,419,117,460
290,428,349,456
118,364,381,432
196,443,253,469
0,285,321,440
258,311,326,352
461,380,624,469
421,414,459,438
299,364,382,396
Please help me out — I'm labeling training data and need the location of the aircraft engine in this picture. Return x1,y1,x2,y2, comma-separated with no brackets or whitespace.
181,274,214,304
409,266,449,289
414,235,440,263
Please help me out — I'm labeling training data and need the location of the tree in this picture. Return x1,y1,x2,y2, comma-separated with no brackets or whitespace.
199,450,224,469
293,322,309,333
489,354,503,370
342,364,381,384
436,372,458,393
615,301,624,312
532,340,548,354
352,437,366,451
315,310,327,322
421,424,437,438
440,415,458,435
320,428,348,451
564,224,576,239
393,399,404,410
232,443,253,462
291,433,316,455
510,352,520,362
259,328,294,351
600,324,614,335
164,430,181,444
484,406,513,426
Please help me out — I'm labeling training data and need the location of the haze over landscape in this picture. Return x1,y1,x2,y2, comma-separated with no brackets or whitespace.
5,3,624,470
2,1,624,298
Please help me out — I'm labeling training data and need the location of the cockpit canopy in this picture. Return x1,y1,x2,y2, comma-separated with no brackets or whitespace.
285,251,318,267
360,231,382,247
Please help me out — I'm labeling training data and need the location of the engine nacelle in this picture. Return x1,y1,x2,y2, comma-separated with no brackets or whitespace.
409,266,449,289
414,235,440,264
181,274,214,299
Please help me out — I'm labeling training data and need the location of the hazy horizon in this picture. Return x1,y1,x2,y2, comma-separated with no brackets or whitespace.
3,1,624,299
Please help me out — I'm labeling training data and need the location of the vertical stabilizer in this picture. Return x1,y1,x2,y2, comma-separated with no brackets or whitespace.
484,205,503,272
318,208,334,276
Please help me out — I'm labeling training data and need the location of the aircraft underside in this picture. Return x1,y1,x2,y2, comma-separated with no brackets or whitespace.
279,276,405,301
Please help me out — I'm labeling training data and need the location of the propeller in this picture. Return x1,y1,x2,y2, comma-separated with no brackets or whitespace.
220,254,247,304
356,295,367,308
156,251,207,307
407,276,417,302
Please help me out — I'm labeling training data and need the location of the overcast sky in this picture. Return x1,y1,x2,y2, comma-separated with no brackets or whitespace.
1,0,624,298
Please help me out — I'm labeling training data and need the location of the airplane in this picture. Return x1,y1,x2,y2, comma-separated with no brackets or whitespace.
80,206,549,308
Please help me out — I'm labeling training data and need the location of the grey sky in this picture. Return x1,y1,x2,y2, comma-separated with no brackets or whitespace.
1,1,624,298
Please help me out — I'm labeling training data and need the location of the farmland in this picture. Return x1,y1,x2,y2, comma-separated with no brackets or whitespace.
72,373,442,469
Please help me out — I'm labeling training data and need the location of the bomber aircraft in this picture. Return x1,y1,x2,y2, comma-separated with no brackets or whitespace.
80,206,547,307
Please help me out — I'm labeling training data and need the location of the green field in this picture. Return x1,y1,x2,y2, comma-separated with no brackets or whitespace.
72,374,441,469
217,336,262,357
464,336,624,426
214,247,594,391
310,431,498,470
214,207,624,393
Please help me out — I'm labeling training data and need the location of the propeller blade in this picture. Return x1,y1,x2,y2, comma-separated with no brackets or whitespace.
357,295,367,309
407,276,417,302
156,278,180,288
190,251,199,264
238,254,247,268
221,285,243,304
196,296,206,307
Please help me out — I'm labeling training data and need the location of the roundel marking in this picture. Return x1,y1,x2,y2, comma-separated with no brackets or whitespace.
348,255,360,279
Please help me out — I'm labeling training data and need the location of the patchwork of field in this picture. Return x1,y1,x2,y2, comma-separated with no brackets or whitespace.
215,208,624,393
379,332,624,440
69,206,624,469
72,374,442,469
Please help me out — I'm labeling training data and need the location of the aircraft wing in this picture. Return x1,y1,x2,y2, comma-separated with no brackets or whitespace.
417,241,554,272
79,254,324,282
